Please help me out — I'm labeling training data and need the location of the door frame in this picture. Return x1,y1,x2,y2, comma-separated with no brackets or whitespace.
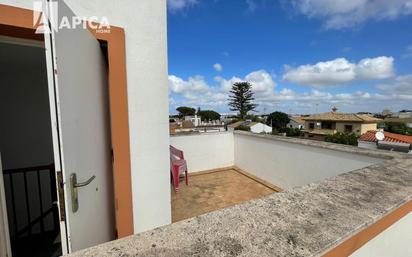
0,4,134,239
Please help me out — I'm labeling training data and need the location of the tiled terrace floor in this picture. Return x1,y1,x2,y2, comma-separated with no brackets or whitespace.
171,169,277,222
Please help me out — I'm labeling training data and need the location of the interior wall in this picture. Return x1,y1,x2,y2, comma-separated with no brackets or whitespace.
0,42,55,236
0,42,54,170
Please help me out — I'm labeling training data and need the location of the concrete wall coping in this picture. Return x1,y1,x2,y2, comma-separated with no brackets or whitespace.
68,132,412,257
170,131,233,138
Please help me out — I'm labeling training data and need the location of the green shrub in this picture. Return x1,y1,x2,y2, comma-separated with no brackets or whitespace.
235,125,250,132
285,128,303,137
325,132,358,146
383,122,412,135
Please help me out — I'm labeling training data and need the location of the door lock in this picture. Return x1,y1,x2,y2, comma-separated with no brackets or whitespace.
70,173,96,213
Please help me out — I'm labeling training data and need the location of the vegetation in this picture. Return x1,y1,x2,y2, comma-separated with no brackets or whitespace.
235,125,250,132
382,122,412,135
197,110,221,121
267,111,290,131
228,82,258,119
271,127,303,137
325,132,358,146
176,106,196,117
245,114,262,122
284,128,303,137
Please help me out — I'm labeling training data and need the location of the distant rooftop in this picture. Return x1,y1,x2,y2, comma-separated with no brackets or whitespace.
228,120,260,128
302,112,381,123
359,130,412,144
289,116,305,124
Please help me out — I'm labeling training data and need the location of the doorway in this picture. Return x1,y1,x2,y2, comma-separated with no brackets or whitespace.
0,40,61,257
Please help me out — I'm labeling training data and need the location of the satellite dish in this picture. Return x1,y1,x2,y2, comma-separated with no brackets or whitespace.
375,131,385,141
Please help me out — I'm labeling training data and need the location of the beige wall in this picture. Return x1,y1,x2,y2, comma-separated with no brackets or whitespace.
360,123,378,134
305,120,377,135
336,122,362,134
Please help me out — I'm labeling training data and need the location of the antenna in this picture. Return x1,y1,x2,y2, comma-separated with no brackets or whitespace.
375,131,385,141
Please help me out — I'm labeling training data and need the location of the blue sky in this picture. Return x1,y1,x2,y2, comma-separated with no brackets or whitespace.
167,0,412,114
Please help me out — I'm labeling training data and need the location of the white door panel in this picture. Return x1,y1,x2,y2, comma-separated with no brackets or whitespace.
43,0,114,252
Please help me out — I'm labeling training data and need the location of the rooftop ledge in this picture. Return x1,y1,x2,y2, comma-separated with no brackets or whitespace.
68,131,412,257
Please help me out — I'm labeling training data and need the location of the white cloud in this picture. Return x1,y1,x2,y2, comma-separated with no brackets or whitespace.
213,63,223,72
376,74,412,94
246,0,257,12
283,56,394,87
168,75,208,99
288,0,412,29
215,70,276,97
169,70,276,107
169,70,412,113
167,0,198,12
403,45,412,58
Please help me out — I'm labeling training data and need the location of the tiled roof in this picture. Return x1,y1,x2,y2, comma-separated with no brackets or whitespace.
289,116,305,124
228,121,244,128
302,112,381,122
359,130,412,144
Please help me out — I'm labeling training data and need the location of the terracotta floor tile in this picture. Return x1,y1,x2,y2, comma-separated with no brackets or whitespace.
171,169,276,222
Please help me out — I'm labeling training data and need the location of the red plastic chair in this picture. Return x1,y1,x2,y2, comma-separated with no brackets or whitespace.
170,145,188,192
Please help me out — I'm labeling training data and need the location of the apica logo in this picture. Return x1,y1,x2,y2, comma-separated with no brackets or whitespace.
33,1,111,34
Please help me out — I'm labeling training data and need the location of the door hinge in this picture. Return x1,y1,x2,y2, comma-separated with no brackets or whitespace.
56,171,66,222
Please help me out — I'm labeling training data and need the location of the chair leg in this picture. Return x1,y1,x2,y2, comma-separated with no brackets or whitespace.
185,169,188,186
172,168,179,192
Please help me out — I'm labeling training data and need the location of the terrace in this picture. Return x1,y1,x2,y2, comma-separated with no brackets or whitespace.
67,131,412,257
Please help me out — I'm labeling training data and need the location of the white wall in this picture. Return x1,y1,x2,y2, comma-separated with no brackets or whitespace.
350,212,412,257
234,133,383,189
170,132,234,172
1,0,170,233
358,141,378,150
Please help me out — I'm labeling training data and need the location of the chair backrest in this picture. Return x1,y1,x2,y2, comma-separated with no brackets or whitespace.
170,145,184,161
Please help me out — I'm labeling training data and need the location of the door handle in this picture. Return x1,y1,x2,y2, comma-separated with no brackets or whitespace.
70,173,96,213
73,175,96,188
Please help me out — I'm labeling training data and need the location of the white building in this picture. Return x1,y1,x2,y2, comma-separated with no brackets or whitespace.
228,121,272,134
185,115,201,127
287,116,305,129
249,122,273,134
0,0,169,255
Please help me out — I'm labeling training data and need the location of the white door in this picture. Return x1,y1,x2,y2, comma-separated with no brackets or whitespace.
43,0,115,253
0,155,12,257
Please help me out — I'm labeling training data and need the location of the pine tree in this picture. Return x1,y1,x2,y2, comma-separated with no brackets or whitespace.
228,82,258,119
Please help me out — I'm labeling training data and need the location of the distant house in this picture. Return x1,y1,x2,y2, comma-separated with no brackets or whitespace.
287,116,305,129
228,121,272,134
302,108,381,141
358,130,412,154
398,110,412,119
384,117,412,128
184,115,201,127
